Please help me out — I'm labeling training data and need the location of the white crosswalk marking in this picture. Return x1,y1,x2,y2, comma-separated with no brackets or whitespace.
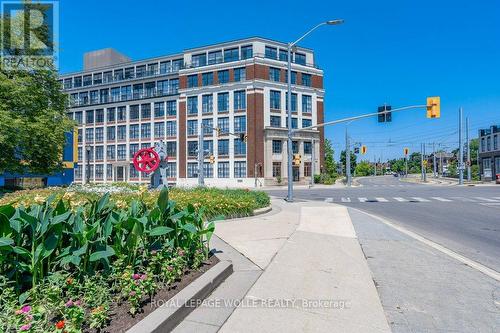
375,197,389,202
451,197,477,202
358,197,368,202
493,197,500,200
324,198,333,203
475,197,500,202
431,197,452,202
393,197,408,202
341,197,351,202
411,197,431,202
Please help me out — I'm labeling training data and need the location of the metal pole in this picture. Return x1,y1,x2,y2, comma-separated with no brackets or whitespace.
440,149,443,177
458,107,464,185
433,142,437,178
86,145,91,184
346,128,351,187
286,44,293,202
310,139,315,187
466,117,471,181
405,155,408,178
374,155,377,176
198,124,205,186
420,143,424,181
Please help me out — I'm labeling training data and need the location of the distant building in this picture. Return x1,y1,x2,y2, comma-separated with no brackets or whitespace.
427,152,454,176
478,125,500,181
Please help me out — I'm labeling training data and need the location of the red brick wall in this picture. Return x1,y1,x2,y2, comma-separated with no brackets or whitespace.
312,75,323,89
247,90,264,177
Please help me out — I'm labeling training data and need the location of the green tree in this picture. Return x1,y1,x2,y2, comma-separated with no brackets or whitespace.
0,6,73,174
355,160,373,176
323,138,337,178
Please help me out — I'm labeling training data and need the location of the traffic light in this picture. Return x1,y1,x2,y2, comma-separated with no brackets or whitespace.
239,133,248,142
215,127,221,137
209,155,215,164
293,154,301,166
426,96,440,118
378,105,392,122
361,145,367,154
403,147,409,156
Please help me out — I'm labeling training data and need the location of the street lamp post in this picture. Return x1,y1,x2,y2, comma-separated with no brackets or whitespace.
287,19,343,202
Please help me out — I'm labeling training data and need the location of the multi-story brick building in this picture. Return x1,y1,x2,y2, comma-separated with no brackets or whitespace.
60,37,325,187
478,125,500,181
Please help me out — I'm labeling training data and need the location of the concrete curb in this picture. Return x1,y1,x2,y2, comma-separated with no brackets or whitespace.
126,260,233,333
252,205,272,216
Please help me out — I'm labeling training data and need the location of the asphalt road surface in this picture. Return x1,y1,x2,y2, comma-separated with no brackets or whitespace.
264,176,500,272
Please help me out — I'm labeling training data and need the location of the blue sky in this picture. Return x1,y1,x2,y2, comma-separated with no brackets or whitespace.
58,0,500,161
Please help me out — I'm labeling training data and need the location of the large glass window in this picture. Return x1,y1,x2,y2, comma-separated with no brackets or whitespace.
234,67,246,82
172,59,183,71
74,111,83,124
188,141,198,157
202,94,213,113
86,110,94,124
273,162,281,177
203,140,213,155
154,122,164,138
270,90,281,109
107,108,115,122
217,117,229,134
203,163,213,178
301,73,311,87
166,121,176,136
234,140,246,155
302,95,312,113
95,164,104,179
187,120,198,136
132,84,143,99
234,90,246,110
218,162,230,178
272,140,282,154
285,93,297,111
217,93,229,112
106,145,115,160
304,141,312,155
187,96,198,114
117,144,126,160
129,124,139,139
234,161,246,178
107,126,115,141
129,105,139,120
187,163,198,178
111,87,120,102
302,118,312,128
129,143,139,158
202,119,213,135
294,52,306,65
95,109,104,123
208,50,223,65
167,162,176,178
265,46,278,59
234,116,246,133
218,139,229,156
279,49,288,61
154,102,164,118
218,70,229,84
95,146,104,160
292,141,299,154
270,115,281,127
224,48,239,62
166,142,176,156
117,125,126,140
85,128,94,142
192,53,207,67
202,72,213,86
187,74,198,88
95,127,104,142
117,106,126,121
141,104,151,119
141,123,151,139
241,45,253,59
166,100,177,116
269,67,281,81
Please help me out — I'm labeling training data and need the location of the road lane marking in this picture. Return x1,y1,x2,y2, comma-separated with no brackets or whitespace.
411,197,431,202
451,197,477,202
341,197,351,202
475,197,500,202
358,197,368,202
393,197,408,202
375,197,389,202
324,198,334,203
431,197,452,202
347,207,500,282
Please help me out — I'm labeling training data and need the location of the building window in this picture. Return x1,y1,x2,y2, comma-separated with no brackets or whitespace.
202,119,213,135
218,162,230,178
202,72,213,86
83,75,92,86
172,59,183,71
129,143,139,158
167,142,176,156
95,127,103,142
77,129,83,143
141,104,151,119
106,108,115,122
203,162,213,178
273,162,281,177
302,118,312,128
218,70,229,84
208,50,223,65
202,94,213,113
285,93,297,111
286,117,298,129
217,117,229,134
272,140,282,154
74,76,82,87
86,110,94,124
270,116,281,127
95,146,104,160
284,70,297,84
302,73,311,86
187,96,198,114
160,61,171,74
74,111,83,124
304,141,312,155
217,92,229,112
302,95,312,113
265,46,277,59
166,100,177,116
241,45,253,59
487,136,491,151
224,48,239,62
270,90,281,109
166,121,176,136
279,49,288,61
85,128,94,142
95,164,104,179
187,163,198,178
295,53,306,65
234,116,246,133
129,124,139,139
269,67,281,81
106,164,113,179
95,109,104,123
106,145,115,160
130,164,139,178
218,139,229,156
203,140,213,155
304,162,311,177
145,82,155,97
141,123,151,139
130,105,139,120
292,141,299,154
187,120,198,136
234,140,246,155
234,161,246,178
117,144,126,160
234,67,246,82
167,162,176,178
154,102,164,118
494,134,498,150
132,84,143,99
234,90,246,110
105,126,114,141
154,122,165,138
117,125,126,140
192,53,207,67
187,74,198,88
117,106,126,121
188,141,198,157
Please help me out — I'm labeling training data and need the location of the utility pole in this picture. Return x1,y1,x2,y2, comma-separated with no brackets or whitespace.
433,142,437,178
197,124,205,186
458,107,464,185
310,139,315,187
439,148,443,177
346,128,351,187
405,155,408,178
466,117,471,182
374,155,377,176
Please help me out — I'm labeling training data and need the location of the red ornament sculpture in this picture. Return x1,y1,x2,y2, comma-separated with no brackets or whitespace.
132,147,160,173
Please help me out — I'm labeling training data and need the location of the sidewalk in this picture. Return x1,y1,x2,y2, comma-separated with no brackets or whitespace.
176,199,390,332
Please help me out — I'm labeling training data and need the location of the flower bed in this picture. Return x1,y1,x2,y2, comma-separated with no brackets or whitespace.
0,188,218,332
0,184,270,219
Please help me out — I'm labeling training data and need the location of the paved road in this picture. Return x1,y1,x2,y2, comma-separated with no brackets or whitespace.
264,176,500,272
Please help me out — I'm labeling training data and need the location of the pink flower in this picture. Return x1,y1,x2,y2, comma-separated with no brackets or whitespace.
15,309,23,315
21,305,31,313
65,300,74,307
166,266,173,272
25,314,33,321
129,291,136,296
132,273,140,280
20,323,32,331
74,300,81,306
140,274,147,280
